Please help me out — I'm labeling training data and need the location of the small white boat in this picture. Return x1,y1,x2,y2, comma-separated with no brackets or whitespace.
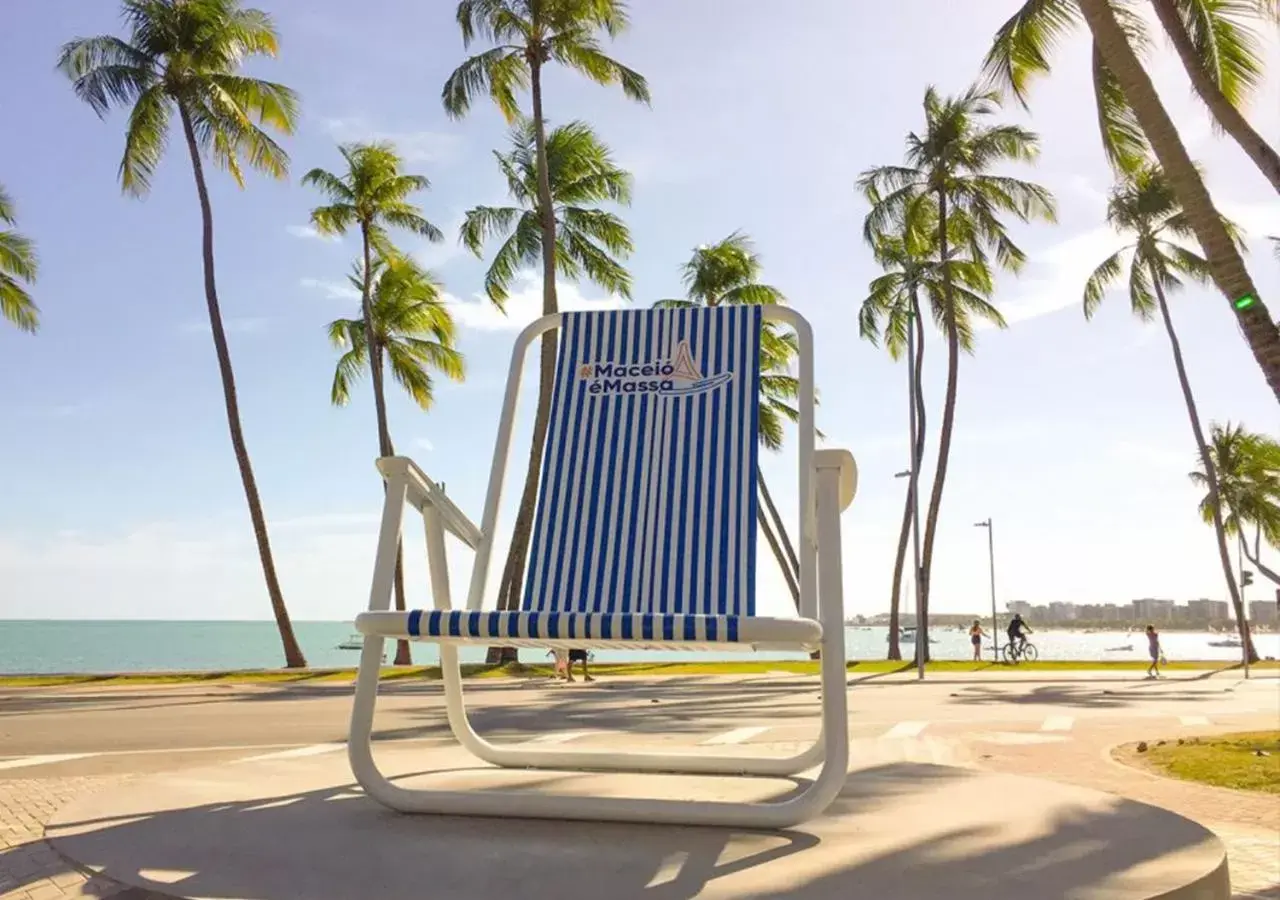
1208,638,1242,648
1104,644,1133,652
888,627,938,644
337,633,364,650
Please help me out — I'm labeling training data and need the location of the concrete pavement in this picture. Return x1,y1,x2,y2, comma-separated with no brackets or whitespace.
0,671,1276,898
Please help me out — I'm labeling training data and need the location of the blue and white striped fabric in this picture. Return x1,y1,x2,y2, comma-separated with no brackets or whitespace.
522,306,762,620
405,609,741,643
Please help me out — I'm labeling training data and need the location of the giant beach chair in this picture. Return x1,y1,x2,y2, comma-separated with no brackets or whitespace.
348,305,858,828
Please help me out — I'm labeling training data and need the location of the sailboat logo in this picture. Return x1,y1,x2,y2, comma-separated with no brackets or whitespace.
580,339,733,398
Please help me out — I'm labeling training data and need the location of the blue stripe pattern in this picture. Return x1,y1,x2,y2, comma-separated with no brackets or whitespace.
523,307,762,618
405,609,741,643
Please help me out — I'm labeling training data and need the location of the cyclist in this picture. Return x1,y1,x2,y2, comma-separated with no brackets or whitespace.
1006,613,1033,658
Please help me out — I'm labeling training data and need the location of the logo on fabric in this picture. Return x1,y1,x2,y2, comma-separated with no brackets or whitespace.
579,340,733,398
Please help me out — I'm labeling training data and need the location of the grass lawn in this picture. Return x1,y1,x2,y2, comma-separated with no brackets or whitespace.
1123,731,1280,794
0,657,1274,688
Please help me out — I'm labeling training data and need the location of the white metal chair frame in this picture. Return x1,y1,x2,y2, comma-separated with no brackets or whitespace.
348,306,858,828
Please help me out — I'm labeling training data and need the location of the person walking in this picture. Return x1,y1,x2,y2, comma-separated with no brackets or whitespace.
1145,625,1162,679
968,620,986,662
566,649,594,683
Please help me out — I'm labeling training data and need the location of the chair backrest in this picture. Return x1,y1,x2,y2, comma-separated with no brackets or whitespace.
522,306,762,618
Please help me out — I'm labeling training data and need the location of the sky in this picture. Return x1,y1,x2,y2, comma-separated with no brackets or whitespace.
0,0,1277,623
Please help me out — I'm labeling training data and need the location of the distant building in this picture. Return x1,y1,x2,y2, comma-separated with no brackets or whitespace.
1185,598,1230,621
1132,598,1176,622
1251,600,1278,626
1007,601,1032,617
1048,602,1078,621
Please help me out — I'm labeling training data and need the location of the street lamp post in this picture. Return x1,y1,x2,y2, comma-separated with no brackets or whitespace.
974,519,998,662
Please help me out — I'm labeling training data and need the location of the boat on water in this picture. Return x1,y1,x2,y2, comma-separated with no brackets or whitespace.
337,633,363,650
888,626,938,645
1104,644,1134,652
1208,638,1242,648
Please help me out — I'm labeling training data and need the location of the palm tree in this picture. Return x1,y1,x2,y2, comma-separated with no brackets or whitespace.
983,0,1280,190
860,86,1055,655
329,254,464,414
983,0,1280,402
59,0,306,667
0,184,39,333
1083,163,1256,662
1190,423,1280,589
655,232,807,612
443,0,649,641
462,119,633,656
859,215,996,660
303,142,444,663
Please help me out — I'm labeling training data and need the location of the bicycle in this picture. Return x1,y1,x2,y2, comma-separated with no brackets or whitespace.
1001,638,1039,664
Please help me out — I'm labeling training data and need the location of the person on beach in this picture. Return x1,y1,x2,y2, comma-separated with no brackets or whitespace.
1145,625,1162,678
547,649,569,680
969,620,986,661
565,648,594,683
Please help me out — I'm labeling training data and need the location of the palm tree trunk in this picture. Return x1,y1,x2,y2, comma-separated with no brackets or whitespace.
178,106,305,669
887,490,909,661
360,230,412,666
757,472,800,607
889,291,928,662
1151,267,1258,663
1149,0,1280,195
1243,522,1280,586
919,193,960,663
486,58,561,665
1077,0,1280,404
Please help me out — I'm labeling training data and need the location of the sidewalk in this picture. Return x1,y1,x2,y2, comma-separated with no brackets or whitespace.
975,725,1279,899
0,776,171,900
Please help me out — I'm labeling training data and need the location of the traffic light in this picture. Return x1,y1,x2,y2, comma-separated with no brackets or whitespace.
1241,570,1254,587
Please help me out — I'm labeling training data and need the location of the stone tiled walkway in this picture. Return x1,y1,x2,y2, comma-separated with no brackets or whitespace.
0,777,171,900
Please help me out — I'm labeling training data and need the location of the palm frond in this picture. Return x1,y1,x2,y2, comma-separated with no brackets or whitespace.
1083,248,1127,318
981,0,1082,105
442,47,528,121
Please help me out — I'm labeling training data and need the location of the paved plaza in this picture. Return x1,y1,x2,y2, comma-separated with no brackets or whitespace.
1,670,1277,898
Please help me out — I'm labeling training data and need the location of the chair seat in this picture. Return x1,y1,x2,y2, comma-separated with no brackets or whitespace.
355,609,821,650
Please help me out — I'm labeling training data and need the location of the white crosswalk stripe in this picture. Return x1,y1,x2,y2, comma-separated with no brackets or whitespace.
701,726,770,745
0,753,98,772
232,743,345,764
530,731,596,744
1041,716,1074,732
883,721,928,739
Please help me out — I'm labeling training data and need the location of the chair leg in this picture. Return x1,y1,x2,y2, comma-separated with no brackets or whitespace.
439,642,827,777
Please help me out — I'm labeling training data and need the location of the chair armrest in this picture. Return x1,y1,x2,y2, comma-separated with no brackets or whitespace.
814,449,857,512
375,456,483,550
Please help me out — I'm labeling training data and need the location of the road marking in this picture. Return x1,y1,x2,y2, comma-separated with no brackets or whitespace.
232,743,345,763
530,731,595,744
1041,716,1074,732
883,721,928,739
702,726,770,745
1180,715,1211,726
0,753,98,772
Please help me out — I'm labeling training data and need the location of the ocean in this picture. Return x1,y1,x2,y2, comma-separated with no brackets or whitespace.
0,620,1275,674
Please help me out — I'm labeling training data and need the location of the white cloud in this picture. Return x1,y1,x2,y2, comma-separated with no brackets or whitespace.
446,272,626,331
286,224,340,243
414,437,434,451
300,277,360,301
987,225,1123,327
320,117,463,164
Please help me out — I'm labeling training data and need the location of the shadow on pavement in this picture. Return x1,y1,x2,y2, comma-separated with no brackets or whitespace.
34,762,1228,900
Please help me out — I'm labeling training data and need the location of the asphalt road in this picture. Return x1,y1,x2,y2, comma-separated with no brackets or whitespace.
1,671,1276,778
